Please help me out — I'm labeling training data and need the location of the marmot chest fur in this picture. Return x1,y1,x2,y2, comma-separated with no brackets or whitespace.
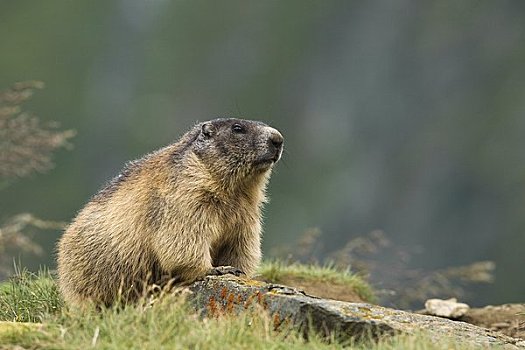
57,118,283,306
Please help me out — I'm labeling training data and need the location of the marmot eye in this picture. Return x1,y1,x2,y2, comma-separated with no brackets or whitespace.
231,123,246,134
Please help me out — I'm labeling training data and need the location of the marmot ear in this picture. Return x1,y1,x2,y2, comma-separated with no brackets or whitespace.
201,123,215,138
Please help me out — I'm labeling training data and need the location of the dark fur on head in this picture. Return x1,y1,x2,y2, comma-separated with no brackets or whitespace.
192,118,283,183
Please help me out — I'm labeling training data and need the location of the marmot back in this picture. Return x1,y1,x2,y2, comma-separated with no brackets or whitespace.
57,118,283,306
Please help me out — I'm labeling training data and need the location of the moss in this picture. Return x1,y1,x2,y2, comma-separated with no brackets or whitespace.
0,321,41,341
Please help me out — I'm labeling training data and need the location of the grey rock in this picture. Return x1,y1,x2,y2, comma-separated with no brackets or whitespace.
188,275,524,349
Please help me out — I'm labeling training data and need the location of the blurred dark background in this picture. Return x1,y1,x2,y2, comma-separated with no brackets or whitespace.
1,1,524,307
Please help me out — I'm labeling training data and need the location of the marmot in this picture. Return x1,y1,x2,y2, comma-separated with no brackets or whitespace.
57,118,283,306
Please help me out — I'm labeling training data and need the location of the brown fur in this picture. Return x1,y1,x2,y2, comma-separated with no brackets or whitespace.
57,118,283,306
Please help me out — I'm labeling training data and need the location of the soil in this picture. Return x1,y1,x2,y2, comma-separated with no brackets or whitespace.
458,304,525,340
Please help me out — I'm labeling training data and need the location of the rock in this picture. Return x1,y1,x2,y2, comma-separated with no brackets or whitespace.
424,298,470,318
188,275,524,349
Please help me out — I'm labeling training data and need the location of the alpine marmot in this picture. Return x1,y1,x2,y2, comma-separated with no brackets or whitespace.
57,118,283,306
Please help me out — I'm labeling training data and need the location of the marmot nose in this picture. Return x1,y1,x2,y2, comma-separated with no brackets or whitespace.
269,131,284,150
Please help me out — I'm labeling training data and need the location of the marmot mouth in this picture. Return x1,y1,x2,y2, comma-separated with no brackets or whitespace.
271,151,282,163
252,152,281,171
253,155,275,167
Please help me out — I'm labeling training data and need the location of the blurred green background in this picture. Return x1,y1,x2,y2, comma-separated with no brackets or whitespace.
1,1,525,307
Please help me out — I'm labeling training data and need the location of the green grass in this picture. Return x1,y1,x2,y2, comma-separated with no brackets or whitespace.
0,266,489,349
48,295,337,349
258,260,376,303
0,267,62,322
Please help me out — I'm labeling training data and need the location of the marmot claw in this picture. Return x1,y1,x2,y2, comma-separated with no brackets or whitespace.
208,266,245,277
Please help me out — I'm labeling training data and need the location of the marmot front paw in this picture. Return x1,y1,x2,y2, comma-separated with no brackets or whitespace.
208,266,245,277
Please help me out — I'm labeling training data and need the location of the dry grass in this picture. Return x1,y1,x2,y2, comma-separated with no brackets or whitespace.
0,81,75,182
0,81,73,278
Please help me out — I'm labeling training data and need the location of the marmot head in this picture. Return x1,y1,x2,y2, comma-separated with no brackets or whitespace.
192,118,283,182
